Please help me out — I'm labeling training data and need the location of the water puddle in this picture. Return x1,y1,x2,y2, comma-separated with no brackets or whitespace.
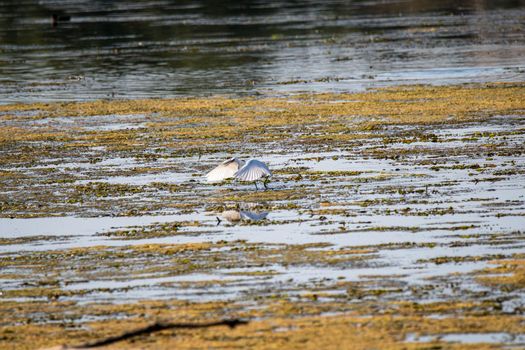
406,332,525,345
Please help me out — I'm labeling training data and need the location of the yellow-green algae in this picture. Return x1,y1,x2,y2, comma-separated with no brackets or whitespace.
1,83,524,217
477,254,525,291
1,83,525,151
1,300,523,350
1,232,524,349
1,83,525,349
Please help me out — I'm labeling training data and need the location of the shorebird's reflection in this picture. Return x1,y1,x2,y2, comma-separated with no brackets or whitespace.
239,210,268,221
220,210,242,223
217,205,269,225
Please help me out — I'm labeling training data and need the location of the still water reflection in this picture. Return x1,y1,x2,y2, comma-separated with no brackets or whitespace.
1,0,524,103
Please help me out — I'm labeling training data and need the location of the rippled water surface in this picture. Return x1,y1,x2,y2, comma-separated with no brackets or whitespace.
1,0,525,102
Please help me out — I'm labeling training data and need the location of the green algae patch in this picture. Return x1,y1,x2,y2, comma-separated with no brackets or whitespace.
2,83,525,149
9,84,525,122
1,83,525,218
73,183,146,198
217,188,310,202
100,221,204,239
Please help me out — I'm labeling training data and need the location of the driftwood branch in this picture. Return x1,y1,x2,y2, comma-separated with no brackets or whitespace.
44,319,248,350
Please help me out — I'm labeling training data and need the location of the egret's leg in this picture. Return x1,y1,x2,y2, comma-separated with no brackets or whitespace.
255,182,258,190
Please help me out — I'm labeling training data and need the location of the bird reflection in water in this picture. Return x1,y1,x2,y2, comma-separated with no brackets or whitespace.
217,206,269,225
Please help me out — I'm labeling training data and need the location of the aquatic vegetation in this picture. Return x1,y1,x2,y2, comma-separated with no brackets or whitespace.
477,255,525,291
1,83,525,349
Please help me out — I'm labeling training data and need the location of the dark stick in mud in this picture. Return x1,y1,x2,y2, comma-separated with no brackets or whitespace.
67,319,248,349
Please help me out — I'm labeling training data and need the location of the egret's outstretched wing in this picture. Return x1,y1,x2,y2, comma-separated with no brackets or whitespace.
240,211,269,221
206,158,244,183
235,159,272,182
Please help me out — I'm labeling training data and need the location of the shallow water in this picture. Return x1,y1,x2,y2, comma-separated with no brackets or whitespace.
2,0,525,103
1,114,524,311
406,332,525,345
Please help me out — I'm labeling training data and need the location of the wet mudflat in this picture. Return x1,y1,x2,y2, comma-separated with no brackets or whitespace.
0,83,524,349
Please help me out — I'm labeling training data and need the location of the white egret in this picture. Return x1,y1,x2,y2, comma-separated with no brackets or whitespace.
205,157,244,183
234,159,272,189
206,158,272,189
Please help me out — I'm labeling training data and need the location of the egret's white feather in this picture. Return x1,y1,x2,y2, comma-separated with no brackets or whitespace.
205,157,244,183
234,159,272,182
